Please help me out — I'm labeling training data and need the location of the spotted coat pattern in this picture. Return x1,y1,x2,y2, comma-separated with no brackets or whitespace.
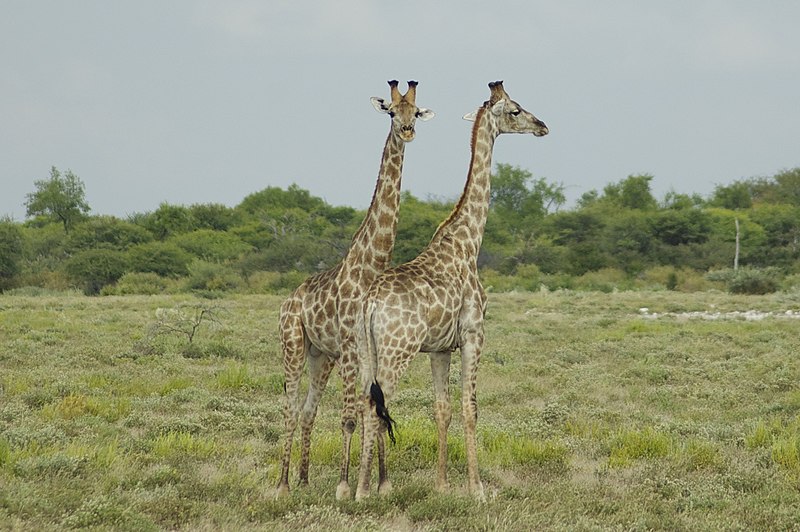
355,81,549,501
275,81,433,500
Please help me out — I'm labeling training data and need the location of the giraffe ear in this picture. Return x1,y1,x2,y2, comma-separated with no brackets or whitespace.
371,97,391,113
416,108,435,121
462,109,479,122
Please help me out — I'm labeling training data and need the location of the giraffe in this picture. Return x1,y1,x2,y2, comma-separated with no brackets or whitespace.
276,80,434,500
355,81,548,501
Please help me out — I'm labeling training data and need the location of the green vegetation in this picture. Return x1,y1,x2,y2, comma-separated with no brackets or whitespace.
24,166,90,233
3,165,800,296
2,290,800,529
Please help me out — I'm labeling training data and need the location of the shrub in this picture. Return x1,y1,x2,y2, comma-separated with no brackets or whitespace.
516,263,542,287
573,268,631,292
480,269,520,292
3,284,80,297
783,273,800,291
67,216,152,251
640,266,721,292
247,270,310,294
480,264,542,293
0,219,24,291
170,229,252,262
127,242,192,277
64,248,128,295
539,272,575,290
666,271,679,290
706,267,781,295
11,270,73,292
728,269,780,295
110,272,170,295
184,260,243,292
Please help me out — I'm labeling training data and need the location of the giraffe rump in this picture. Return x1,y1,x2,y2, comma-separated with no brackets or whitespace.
369,381,396,444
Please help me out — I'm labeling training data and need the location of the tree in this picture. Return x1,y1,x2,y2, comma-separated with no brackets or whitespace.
661,190,704,210
601,210,654,274
709,181,753,210
25,167,90,233
68,216,153,251
543,211,608,275
0,218,24,291
602,174,658,210
750,168,800,206
137,203,195,240
393,192,453,264
188,203,242,231
236,184,327,219
747,204,800,267
485,164,565,270
490,163,566,224
652,209,710,246
705,208,766,268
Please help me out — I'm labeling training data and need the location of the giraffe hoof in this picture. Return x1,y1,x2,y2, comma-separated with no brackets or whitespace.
355,487,370,502
471,482,486,502
378,479,392,496
335,481,351,500
275,483,290,499
435,481,450,494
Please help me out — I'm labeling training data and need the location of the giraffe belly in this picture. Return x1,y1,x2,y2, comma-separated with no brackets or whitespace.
303,320,341,357
420,321,459,353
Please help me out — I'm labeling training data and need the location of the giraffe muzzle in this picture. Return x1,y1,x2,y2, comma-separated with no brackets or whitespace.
400,126,415,141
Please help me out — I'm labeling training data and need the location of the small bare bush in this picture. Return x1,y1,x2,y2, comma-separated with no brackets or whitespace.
138,304,225,355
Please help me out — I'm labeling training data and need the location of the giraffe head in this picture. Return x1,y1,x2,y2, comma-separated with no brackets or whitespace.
463,81,549,137
371,80,434,142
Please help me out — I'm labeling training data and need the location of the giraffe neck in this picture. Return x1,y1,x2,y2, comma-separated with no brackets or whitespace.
432,107,497,256
343,129,405,274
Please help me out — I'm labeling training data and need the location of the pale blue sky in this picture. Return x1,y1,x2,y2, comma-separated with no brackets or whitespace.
2,1,799,220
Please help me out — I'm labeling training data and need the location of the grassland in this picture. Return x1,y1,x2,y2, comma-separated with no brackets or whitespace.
1,289,800,530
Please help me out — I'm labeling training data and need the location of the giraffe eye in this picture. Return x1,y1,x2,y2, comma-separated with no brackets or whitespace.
510,109,521,116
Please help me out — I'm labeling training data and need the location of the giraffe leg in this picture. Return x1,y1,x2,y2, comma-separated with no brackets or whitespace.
371,367,403,497
276,310,306,498
355,393,379,501
430,351,452,493
356,336,414,501
377,426,391,495
460,334,486,502
336,346,359,500
298,347,335,485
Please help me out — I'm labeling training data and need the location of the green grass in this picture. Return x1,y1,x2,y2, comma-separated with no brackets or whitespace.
2,290,800,529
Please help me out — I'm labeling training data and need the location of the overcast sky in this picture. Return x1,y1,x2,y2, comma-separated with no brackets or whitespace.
2,1,799,221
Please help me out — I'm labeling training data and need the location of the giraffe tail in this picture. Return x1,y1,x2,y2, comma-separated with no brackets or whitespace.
362,298,396,444
359,298,378,384
369,381,396,444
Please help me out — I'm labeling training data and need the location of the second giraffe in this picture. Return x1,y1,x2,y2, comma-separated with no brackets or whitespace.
355,81,548,501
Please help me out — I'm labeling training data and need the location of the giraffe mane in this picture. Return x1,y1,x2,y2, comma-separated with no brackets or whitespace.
431,104,489,238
